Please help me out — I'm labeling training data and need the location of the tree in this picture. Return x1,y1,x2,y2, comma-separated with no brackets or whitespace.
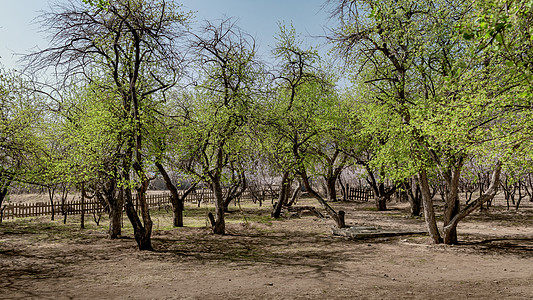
55,83,126,237
330,0,503,244
260,25,347,227
0,68,45,209
179,18,260,234
26,0,192,250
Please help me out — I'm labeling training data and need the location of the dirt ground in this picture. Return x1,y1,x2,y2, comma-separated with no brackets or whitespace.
1,197,533,300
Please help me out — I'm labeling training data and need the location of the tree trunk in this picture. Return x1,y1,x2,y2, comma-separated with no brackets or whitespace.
419,170,442,244
122,161,153,251
80,183,85,230
47,186,56,221
272,171,289,218
442,162,463,245
407,178,422,217
300,170,346,228
325,176,338,202
124,189,153,250
286,181,302,207
0,178,10,221
222,170,247,213
155,161,196,227
376,196,387,210
99,178,122,239
338,176,347,201
107,188,123,239
365,167,395,211
442,162,502,243
211,179,226,235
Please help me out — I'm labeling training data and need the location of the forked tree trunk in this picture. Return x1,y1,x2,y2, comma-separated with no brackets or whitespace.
122,162,153,251
442,162,502,244
286,181,302,207
155,162,197,227
365,167,395,211
222,170,247,213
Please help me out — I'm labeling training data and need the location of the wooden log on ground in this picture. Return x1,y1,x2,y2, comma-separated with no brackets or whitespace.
287,206,325,218
332,226,427,239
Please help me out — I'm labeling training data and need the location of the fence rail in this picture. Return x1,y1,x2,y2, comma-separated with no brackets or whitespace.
1,186,374,220
346,186,373,202
0,189,276,220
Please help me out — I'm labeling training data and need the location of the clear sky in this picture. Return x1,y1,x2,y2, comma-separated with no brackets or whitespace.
0,0,335,70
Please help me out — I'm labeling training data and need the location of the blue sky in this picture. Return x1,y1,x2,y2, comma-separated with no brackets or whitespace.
0,0,335,70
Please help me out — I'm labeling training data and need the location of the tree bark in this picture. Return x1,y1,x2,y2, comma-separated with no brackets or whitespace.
325,176,338,202
155,162,197,227
211,178,226,234
80,183,85,229
442,161,502,244
442,161,463,245
419,170,442,244
287,181,302,207
300,170,346,228
122,159,153,251
272,171,289,218
407,177,422,217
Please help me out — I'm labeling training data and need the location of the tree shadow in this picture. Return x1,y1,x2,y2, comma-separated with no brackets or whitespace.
458,237,533,258
149,225,386,280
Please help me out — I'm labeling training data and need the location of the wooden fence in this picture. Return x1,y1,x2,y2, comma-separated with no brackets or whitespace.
0,186,368,220
0,188,279,220
346,186,373,202
0,193,173,220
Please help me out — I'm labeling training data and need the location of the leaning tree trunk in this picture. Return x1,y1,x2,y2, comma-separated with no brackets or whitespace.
300,170,346,228
419,170,442,244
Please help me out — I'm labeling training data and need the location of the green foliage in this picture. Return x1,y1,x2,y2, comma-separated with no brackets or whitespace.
82,0,109,9
0,68,47,188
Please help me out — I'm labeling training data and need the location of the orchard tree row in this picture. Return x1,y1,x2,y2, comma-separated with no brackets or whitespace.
1,0,532,250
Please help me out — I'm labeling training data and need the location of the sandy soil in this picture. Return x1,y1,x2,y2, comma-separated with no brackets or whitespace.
1,198,533,299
